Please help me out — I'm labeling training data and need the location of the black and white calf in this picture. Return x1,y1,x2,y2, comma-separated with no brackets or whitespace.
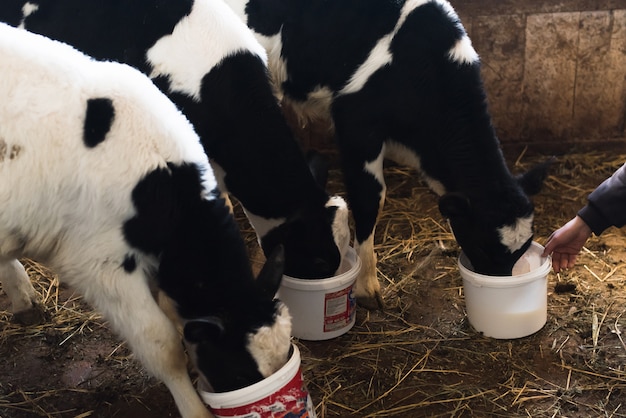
226,0,550,308
0,0,350,280
0,23,292,418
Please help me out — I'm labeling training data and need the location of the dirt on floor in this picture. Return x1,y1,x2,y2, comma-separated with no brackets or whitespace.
1,150,626,418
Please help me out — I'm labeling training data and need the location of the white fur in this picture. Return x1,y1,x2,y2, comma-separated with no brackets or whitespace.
257,32,283,60
147,1,350,280
225,0,249,25
353,235,378,299
357,142,449,299
340,0,429,96
247,303,292,377
283,85,335,125
147,0,267,101
18,2,38,28
385,141,446,195
22,1,38,16
339,35,393,96
364,150,387,187
233,0,474,128
222,0,480,303
243,211,287,243
266,0,435,123
0,260,37,313
0,23,221,418
356,151,387,299
328,196,351,264
434,0,479,64
499,215,534,253
448,35,479,64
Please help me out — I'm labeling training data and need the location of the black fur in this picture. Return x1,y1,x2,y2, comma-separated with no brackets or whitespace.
241,0,551,276
122,253,136,273
20,0,193,73
83,97,115,148
0,0,343,279
123,163,285,391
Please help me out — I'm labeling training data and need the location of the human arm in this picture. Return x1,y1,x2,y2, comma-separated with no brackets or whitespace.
578,162,626,235
542,162,626,272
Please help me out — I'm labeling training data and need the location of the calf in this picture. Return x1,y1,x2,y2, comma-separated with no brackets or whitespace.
226,0,550,308
0,0,350,280
0,23,292,418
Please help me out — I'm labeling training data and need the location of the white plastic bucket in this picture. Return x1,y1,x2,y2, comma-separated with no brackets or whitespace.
199,343,317,418
277,247,360,341
458,241,551,339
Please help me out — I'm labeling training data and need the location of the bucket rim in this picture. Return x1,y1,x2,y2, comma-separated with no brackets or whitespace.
459,241,552,287
199,343,301,408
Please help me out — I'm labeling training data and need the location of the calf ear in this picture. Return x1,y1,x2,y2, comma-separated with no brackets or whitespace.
439,193,471,219
516,156,555,196
256,244,285,299
184,317,224,344
306,150,329,188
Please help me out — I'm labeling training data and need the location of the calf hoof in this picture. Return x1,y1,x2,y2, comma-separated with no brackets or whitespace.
12,304,49,326
357,292,384,310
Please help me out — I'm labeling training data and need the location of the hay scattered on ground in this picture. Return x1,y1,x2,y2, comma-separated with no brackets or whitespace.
295,151,626,417
1,151,626,417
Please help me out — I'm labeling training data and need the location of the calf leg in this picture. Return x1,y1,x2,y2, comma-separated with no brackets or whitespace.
220,191,235,214
340,149,386,310
81,268,211,418
0,258,47,325
158,290,183,334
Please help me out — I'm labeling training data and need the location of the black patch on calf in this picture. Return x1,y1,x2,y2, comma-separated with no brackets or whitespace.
122,253,136,273
2,0,346,283
123,166,176,257
183,246,286,392
10,0,193,74
392,1,466,61
0,0,24,26
156,52,329,219
245,0,541,279
124,162,285,391
274,0,400,100
246,0,287,36
123,163,262,317
262,207,340,278
83,98,115,148
2,0,294,393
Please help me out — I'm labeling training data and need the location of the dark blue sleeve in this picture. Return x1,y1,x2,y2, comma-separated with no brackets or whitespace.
578,162,626,236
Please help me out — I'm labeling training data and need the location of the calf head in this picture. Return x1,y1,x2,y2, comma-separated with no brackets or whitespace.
261,195,350,278
439,159,553,276
182,246,292,393
261,151,351,279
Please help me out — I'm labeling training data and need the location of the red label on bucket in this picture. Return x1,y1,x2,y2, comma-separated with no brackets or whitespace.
209,368,315,418
323,284,356,332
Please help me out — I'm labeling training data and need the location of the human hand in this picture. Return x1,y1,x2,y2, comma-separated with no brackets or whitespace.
542,216,592,273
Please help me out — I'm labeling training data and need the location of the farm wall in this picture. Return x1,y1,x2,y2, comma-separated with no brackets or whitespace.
455,0,626,154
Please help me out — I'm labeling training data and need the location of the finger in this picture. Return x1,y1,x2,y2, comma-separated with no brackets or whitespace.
551,253,563,273
542,234,558,256
566,254,578,270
